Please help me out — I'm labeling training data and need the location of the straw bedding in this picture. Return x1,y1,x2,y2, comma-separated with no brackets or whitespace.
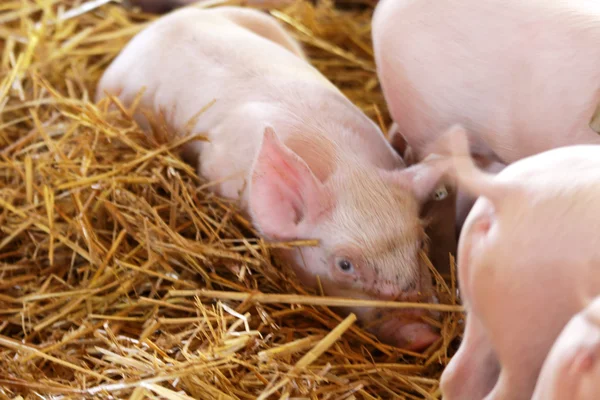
0,0,464,398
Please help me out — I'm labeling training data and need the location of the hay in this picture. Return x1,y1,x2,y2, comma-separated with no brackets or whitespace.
0,0,464,398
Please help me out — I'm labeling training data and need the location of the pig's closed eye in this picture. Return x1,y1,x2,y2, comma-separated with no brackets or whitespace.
336,258,355,274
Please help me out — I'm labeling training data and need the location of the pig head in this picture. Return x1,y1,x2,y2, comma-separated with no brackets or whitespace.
437,126,600,399
248,127,451,350
96,5,451,351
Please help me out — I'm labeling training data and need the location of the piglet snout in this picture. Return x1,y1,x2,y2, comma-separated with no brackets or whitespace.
397,322,441,351
383,291,441,350
377,315,440,351
371,303,440,351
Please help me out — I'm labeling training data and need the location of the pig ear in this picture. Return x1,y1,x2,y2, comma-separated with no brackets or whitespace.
249,127,327,240
432,124,507,204
384,126,480,203
387,161,451,203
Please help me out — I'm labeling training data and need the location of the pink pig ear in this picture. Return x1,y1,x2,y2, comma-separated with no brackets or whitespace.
429,124,507,204
249,127,327,240
388,161,450,203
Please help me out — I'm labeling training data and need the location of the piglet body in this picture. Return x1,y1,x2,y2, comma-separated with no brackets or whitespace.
96,6,449,350
438,127,600,399
372,0,600,228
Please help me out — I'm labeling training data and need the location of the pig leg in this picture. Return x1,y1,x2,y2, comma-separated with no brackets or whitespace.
440,312,500,400
483,345,551,400
532,296,600,400
483,370,533,400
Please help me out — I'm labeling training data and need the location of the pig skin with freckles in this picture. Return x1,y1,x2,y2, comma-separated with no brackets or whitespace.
532,296,600,400
372,0,600,231
95,6,450,350
437,126,600,400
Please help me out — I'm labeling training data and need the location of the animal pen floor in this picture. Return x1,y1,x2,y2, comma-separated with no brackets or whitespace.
0,0,462,398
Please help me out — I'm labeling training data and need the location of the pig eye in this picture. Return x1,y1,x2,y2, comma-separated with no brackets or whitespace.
433,185,448,201
336,258,355,274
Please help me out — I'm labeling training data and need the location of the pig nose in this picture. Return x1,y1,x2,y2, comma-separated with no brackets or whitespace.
376,315,440,351
398,322,440,351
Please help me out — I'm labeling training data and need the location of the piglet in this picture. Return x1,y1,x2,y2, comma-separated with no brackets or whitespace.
96,6,449,350
372,0,600,229
436,126,600,399
532,295,600,400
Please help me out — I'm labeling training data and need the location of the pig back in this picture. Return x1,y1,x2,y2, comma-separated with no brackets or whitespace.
457,144,600,315
373,0,600,164
96,6,402,203
95,7,330,136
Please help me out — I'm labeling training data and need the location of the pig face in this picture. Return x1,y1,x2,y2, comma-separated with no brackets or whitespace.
249,127,447,350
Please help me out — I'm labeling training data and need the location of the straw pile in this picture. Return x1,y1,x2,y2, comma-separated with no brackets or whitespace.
0,0,464,398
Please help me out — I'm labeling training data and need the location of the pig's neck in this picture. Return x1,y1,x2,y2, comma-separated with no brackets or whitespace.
263,83,404,178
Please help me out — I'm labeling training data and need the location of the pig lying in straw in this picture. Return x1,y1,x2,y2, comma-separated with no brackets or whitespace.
129,0,460,277
436,126,600,399
532,296,600,400
372,0,600,230
95,6,451,350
